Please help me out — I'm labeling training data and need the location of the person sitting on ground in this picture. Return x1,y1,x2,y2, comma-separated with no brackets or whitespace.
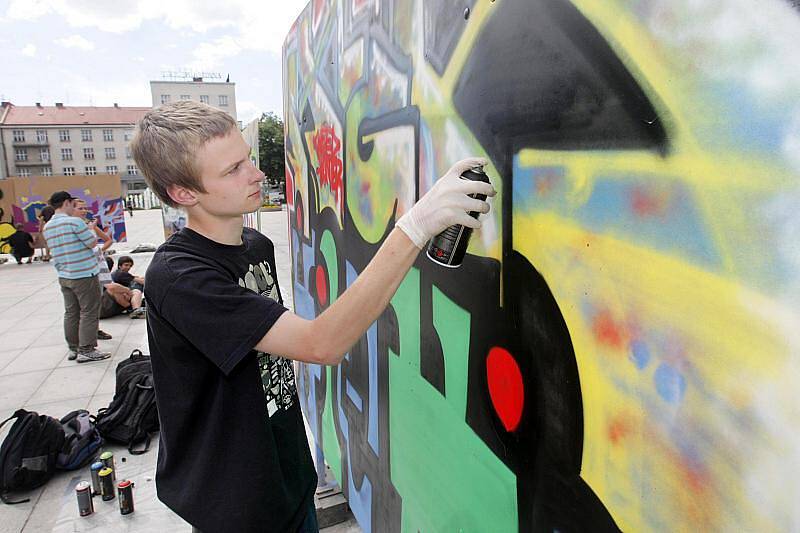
111,255,145,290
8,223,35,264
99,281,146,320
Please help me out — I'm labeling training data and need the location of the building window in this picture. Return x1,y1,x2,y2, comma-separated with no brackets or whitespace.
127,165,138,175
59,129,71,142
180,94,191,100
61,148,73,161
36,130,48,142
218,95,228,106
124,130,133,141
81,129,92,142
161,94,171,104
106,165,118,174
85,166,97,175
64,167,75,176
126,147,132,159
18,168,30,178
13,130,25,142
40,148,50,161
83,147,94,159
42,167,53,177
103,129,113,142
200,95,209,104
15,148,28,161
105,147,116,159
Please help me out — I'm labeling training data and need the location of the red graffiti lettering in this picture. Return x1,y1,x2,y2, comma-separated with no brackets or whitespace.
312,125,343,210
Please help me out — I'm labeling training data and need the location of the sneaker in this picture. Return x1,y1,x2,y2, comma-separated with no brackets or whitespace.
97,329,113,340
68,350,78,361
76,350,111,363
130,307,147,319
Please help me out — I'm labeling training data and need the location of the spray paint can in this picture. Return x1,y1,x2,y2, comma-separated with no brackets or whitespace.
99,451,116,484
76,481,94,516
118,480,135,515
90,461,104,495
99,467,115,501
426,166,491,268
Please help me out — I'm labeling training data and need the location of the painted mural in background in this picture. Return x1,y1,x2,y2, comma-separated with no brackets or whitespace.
284,0,800,531
0,175,127,245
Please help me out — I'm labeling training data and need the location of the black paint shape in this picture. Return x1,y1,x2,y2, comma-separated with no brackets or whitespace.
454,0,667,173
419,266,446,397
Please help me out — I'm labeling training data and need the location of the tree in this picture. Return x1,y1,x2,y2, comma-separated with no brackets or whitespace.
258,112,285,192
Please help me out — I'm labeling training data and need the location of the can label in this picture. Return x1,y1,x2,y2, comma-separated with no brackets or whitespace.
90,461,104,496
427,166,491,268
76,481,93,517
99,468,115,501
118,480,135,515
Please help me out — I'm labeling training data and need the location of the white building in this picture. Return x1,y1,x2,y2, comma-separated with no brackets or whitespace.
150,77,237,123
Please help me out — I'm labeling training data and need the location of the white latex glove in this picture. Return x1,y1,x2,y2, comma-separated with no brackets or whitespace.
396,157,496,249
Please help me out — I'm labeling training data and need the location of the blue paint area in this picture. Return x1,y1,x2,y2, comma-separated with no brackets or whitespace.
366,322,379,455
630,340,651,370
654,363,686,404
346,379,364,411
337,357,373,533
580,178,720,268
512,157,566,213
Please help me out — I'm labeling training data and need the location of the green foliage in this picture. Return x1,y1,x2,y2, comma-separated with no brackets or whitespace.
258,112,285,189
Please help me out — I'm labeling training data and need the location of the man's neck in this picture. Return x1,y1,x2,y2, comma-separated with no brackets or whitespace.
185,211,244,245
55,208,70,216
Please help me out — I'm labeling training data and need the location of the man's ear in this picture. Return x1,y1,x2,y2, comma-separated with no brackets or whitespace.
167,185,199,207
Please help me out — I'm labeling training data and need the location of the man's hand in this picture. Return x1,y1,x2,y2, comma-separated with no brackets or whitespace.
395,157,496,249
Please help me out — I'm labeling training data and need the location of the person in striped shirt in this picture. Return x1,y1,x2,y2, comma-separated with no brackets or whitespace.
42,191,111,363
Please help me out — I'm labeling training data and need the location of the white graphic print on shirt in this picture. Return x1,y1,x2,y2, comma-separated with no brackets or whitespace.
238,260,297,418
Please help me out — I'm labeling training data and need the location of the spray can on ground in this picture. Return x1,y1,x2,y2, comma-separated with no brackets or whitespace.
118,480,135,515
76,481,93,516
99,451,116,484
90,461,104,496
426,166,491,268
99,467,115,501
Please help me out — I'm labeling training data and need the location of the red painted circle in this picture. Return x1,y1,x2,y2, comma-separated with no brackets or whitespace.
315,265,328,307
486,347,524,432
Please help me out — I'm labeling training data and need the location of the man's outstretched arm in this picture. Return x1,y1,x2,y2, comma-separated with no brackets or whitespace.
256,157,494,365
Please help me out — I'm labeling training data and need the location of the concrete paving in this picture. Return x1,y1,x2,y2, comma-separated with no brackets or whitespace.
0,208,359,533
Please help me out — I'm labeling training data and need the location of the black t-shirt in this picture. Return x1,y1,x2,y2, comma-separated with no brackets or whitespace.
111,269,134,286
8,231,34,255
144,227,317,533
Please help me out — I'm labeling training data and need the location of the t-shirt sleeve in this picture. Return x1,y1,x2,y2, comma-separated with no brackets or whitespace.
74,221,97,248
157,262,288,375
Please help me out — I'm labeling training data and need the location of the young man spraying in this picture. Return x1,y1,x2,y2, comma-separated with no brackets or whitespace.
131,101,494,533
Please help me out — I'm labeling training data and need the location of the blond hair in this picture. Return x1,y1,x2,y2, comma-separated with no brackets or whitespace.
130,100,237,207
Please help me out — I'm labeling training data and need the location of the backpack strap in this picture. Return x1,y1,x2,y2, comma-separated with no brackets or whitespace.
1,410,31,504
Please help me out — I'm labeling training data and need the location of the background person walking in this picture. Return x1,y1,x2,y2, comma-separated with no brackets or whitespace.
42,191,111,363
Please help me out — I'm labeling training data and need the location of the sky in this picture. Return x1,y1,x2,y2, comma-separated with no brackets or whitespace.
0,0,311,124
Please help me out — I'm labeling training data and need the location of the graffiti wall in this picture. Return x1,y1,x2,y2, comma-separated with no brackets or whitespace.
284,0,800,531
0,174,127,242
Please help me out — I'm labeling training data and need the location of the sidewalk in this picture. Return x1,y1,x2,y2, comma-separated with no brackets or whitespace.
0,208,358,533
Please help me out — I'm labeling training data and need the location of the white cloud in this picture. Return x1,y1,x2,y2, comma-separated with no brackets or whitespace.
54,34,95,51
187,35,243,71
6,0,309,53
6,0,50,20
21,43,37,57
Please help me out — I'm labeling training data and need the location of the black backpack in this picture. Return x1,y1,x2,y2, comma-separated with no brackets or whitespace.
56,410,103,470
0,409,65,504
95,350,159,454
